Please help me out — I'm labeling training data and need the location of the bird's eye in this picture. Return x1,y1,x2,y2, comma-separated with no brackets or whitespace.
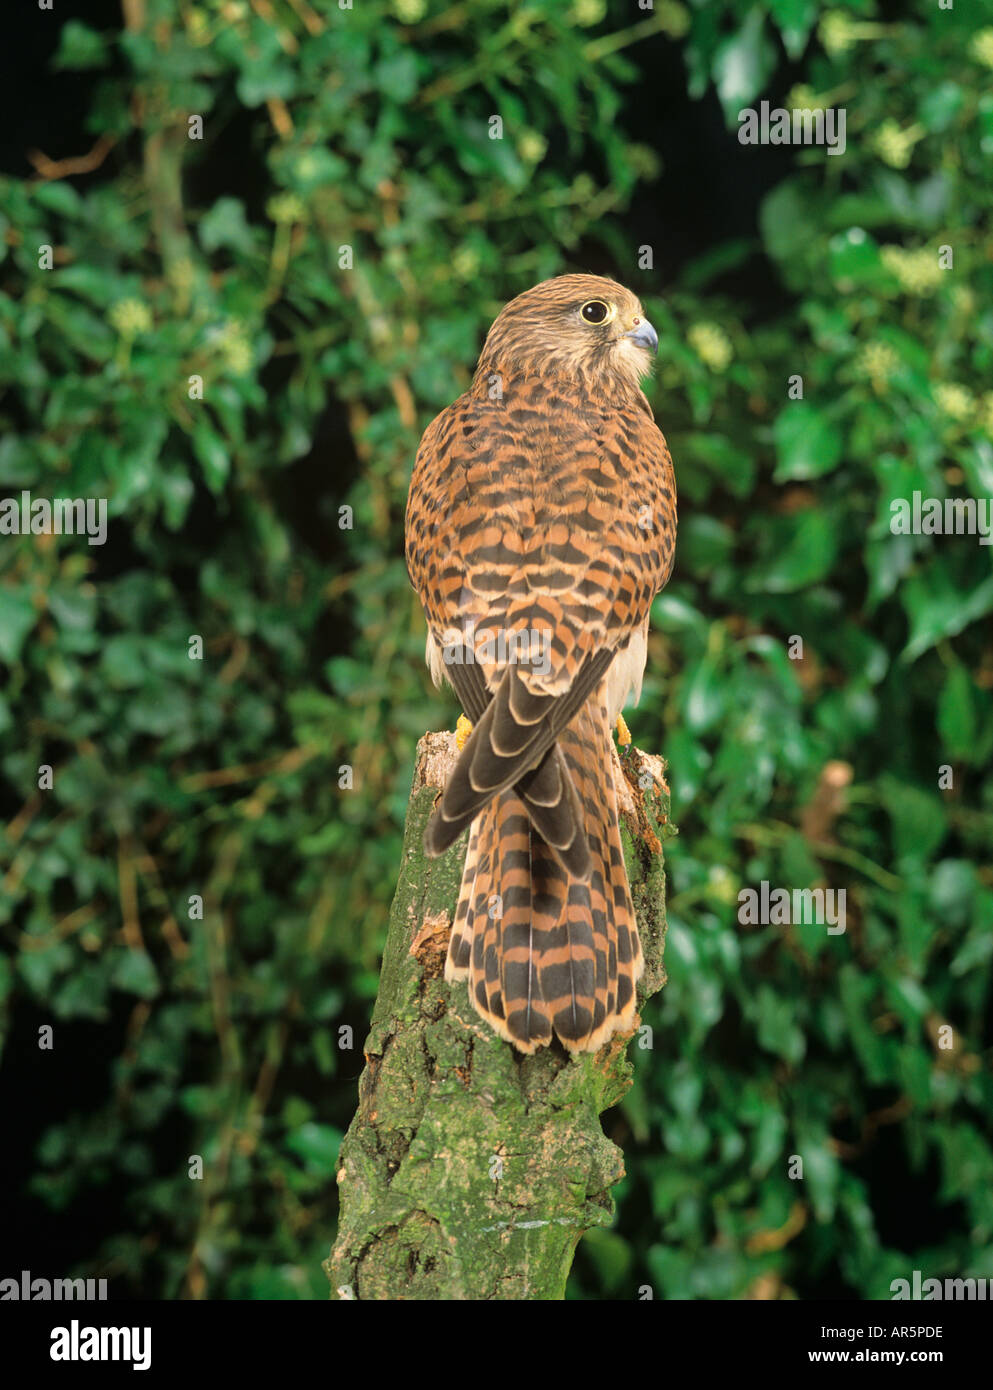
581,300,612,324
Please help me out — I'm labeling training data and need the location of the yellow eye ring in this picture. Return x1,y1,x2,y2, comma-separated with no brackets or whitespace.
580,300,615,325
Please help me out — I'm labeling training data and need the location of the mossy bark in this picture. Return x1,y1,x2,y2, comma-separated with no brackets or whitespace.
326,730,673,1301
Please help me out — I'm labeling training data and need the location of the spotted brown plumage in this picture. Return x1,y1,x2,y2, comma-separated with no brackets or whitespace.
405,274,676,1053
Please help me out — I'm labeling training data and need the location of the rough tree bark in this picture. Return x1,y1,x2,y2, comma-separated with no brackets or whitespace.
326,729,673,1301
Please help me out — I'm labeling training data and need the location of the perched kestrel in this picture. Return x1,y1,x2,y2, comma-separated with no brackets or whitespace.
405,274,676,1053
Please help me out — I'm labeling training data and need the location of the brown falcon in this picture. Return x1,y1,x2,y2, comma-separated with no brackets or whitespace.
404,274,676,1053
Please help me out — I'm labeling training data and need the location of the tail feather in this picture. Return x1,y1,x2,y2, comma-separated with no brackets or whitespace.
443,690,642,1054
516,748,591,880
424,653,614,860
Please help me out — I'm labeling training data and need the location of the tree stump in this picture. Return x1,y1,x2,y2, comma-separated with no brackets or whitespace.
326,730,672,1300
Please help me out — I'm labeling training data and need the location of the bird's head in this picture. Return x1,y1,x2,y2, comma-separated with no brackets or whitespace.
474,274,658,398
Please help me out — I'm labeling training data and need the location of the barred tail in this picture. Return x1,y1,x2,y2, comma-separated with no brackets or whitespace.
445,694,642,1053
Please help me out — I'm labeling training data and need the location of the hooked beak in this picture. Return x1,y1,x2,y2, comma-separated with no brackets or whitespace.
624,318,658,355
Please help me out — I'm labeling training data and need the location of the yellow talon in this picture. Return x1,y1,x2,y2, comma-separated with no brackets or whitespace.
615,713,632,747
455,714,474,751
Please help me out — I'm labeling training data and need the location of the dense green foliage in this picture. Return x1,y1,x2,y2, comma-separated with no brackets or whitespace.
1,0,991,1299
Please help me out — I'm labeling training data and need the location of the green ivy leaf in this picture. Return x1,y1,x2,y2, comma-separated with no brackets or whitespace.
773,402,843,481
712,10,777,124
52,20,109,71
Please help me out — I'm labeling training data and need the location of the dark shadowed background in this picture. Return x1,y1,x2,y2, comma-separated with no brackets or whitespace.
1,0,991,1300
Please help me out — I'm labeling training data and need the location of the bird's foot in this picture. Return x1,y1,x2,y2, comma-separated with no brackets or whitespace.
455,714,473,751
615,713,632,747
